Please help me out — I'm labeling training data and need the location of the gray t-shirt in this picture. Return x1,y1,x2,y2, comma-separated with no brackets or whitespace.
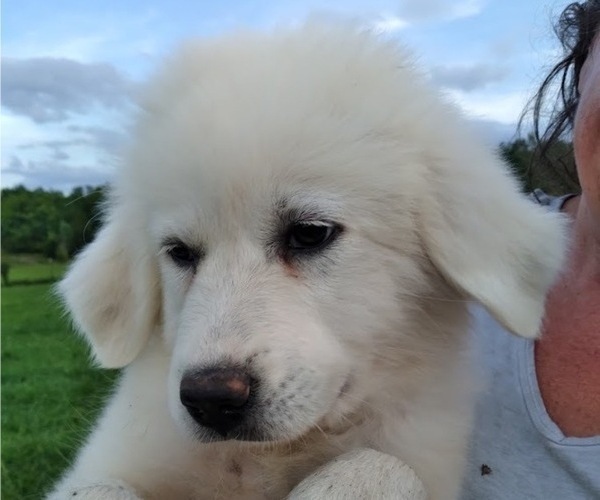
460,191,600,499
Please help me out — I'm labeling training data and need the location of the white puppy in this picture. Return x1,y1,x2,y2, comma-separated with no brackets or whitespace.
49,24,566,500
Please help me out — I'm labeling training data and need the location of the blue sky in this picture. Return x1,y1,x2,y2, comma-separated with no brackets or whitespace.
1,0,574,192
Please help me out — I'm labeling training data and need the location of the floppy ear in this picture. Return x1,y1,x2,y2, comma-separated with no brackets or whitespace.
420,152,567,339
58,210,161,368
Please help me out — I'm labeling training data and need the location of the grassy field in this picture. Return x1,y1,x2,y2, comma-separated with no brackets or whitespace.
1,264,118,499
2,255,67,285
6,262,68,283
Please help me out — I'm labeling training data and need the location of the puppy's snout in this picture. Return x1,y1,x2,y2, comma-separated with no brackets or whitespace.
180,368,251,437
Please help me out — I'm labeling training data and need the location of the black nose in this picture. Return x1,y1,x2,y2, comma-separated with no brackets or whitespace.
180,368,251,437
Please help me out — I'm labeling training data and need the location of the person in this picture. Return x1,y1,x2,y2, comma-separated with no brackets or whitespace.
460,1,600,498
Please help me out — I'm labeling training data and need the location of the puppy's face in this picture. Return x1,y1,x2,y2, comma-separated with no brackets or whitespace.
59,26,566,444
150,145,425,442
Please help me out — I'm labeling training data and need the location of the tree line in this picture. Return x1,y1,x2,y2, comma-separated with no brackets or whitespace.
499,134,579,195
1,185,106,261
0,136,578,260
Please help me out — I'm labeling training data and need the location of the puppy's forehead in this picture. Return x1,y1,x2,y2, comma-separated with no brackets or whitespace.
139,26,423,127
121,27,435,222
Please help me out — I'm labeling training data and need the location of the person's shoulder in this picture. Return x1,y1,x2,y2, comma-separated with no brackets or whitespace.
468,303,519,356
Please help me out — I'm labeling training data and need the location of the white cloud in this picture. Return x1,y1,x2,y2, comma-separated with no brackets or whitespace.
397,0,486,23
431,62,510,91
2,34,111,62
1,57,134,123
371,14,409,34
1,74,129,190
0,113,48,156
2,155,113,191
451,0,486,19
447,89,529,125
466,118,518,146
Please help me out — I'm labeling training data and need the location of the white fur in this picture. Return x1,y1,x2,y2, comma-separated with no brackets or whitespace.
49,24,567,500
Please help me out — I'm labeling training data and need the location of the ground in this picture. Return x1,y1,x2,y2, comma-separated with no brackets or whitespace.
1,261,118,499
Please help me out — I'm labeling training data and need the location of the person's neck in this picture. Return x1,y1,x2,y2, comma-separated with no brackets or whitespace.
563,194,600,285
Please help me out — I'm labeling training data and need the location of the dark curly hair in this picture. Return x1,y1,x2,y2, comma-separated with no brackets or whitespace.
522,0,600,192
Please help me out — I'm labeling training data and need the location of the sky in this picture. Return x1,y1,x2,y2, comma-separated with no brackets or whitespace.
1,0,575,192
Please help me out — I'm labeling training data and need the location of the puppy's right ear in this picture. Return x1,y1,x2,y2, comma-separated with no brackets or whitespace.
58,212,161,368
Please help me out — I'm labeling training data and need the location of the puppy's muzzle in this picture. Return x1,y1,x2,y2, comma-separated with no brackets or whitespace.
180,368,251,437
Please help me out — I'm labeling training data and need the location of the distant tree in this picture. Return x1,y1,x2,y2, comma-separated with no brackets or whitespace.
499,135,535,193
1,262,10,286
64,186,105,256
57,220,73,261
1,184,107,259
499,134,579,196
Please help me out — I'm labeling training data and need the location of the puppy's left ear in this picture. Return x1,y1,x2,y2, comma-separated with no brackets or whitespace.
420,154,567,339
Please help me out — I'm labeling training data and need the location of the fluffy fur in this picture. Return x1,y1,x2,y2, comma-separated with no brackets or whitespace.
49,24,566,500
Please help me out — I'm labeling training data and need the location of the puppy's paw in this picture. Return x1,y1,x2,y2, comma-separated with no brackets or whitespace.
288,448,427,500
47,481,142,500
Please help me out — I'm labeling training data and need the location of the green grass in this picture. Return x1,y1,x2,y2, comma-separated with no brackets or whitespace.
1,281,118,499
1,254,68,286
5,261,68,284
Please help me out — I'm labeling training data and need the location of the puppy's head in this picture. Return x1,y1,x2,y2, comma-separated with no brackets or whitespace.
59,25,566,443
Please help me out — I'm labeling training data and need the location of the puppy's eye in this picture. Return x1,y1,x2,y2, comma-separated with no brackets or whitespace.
286,222,340,252
166,243,198,268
